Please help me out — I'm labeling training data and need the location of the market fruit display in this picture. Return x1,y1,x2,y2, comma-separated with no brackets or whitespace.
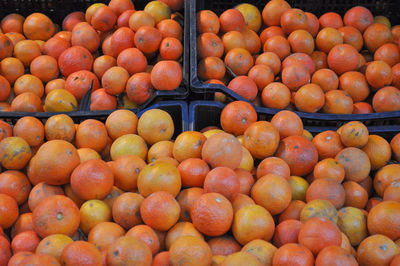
0,101,398,265
0,0,184,112
197,1,400,114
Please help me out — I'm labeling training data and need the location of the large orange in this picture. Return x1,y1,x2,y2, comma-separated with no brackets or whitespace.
251,174,291,215
151,60,182,91
88,222,125,251
23,13,55,41
204,167,240,201
70,159,113,200
191,193,233,237
276,135,318,176
173,131,206,162
272,243,314,266
233,204,275,245
36,234,74,261
58,46,93,77
32,195,80,238
368,201,400,240
220,101,257,136
60,241,102,266
137,161,181,197
75,119,108,153
298,217,341,255
243,121,280,159
202,132,242,169
357,234,399,265
169,236,212,266
64,70,100,101
335,147,371,182
139,193,178,233
0,193,18,229
0,170,31,205
0,137,31,170
337,207,367,246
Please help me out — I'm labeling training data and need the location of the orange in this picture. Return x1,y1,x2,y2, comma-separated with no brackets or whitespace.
36,234,74,261
140,191,180,231
191,193,233,237
102,66,130,95
165,222,203,250
151,60,182,91
126,224,160,255
272,243,314,266
32,195,80,237
233,204,275,245
88,222,125,251
251,174,291,215
23,13,55,41
263,36,290,60
11,92,43,112
262,0,291,26
339,121,369,148
138,161,181,197
357,235,399,265
363,23,393,52
0,193,19,228
70,159,113,200
338,26,364,51
327,44,359,74
202,132,242,169
169,236,212,266
219,9,245,33
79,199,111,235
13,40,41,67
0,57,24,84
11,231,41,254
14,74,44,98
28,182,64,211
344,6,373,32
1,13,24,33
60,241,102,266
335,147,371,182
298,217,341,255
261,82,291,109
0,33,13,60
30,55,59,83
144,1,171,24
0,137,31,170
157,18,183,41
58,46,93,77
280,8,308,34
176,187,205,222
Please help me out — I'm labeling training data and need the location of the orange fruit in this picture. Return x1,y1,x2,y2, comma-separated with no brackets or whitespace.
272,243,314,266
151,60,182,91
233,204,275,245
23,13,55,41
32,195,80,238
191,193,233,237
0,193,19,228
138,161,181,197
169,236,212,266
344,6,373,33
140,191,180,231
70,159,113,200
357,234,399,265
60,241,102,266
88,222,125,251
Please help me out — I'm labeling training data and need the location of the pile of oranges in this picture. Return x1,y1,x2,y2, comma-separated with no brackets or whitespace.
197,1,400,114
0,0,183,112
0,100,399,265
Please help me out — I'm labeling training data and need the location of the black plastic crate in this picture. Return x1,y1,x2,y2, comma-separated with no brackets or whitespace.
2,100,189,138
0,0,189,114
189,0,400,128
189,100,400,140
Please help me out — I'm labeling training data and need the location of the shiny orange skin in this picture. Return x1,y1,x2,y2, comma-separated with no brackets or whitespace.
276,136,318,177
70,159,113,200
32,195,80,238
204,167,240,201
191,193,233,237
272,243,314,266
